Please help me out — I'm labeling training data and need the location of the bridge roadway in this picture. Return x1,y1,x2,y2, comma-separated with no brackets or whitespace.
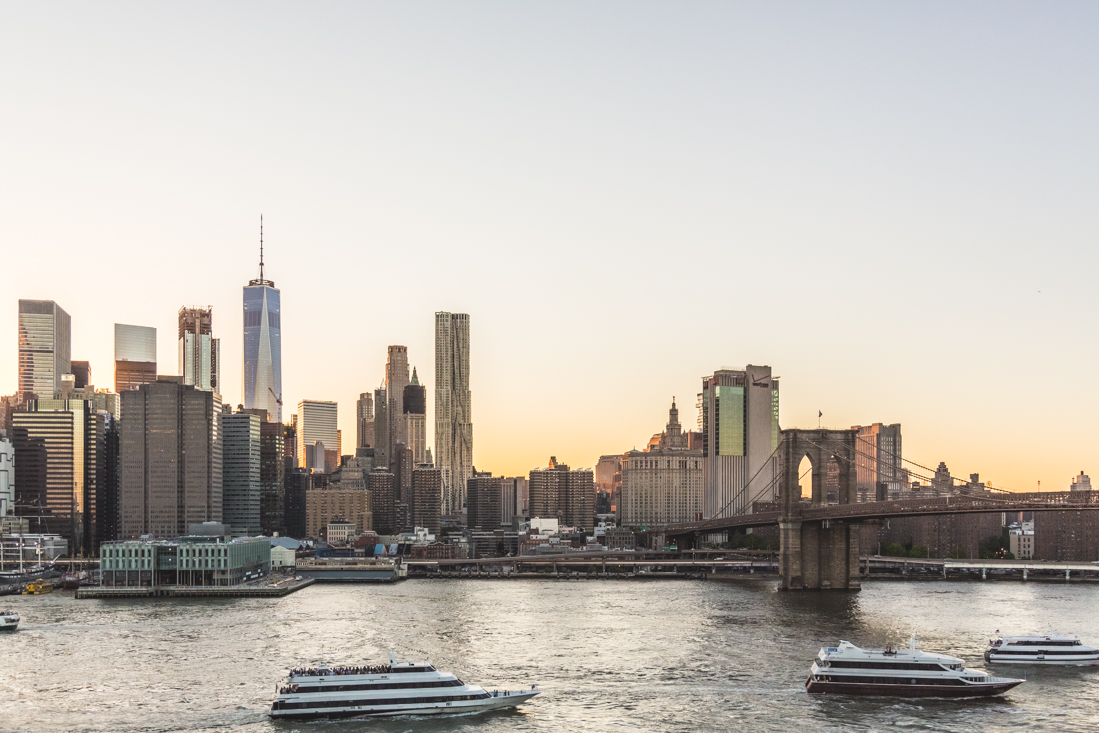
659,490,1099,537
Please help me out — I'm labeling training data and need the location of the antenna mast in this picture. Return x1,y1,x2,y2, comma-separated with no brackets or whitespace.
249,213,275,288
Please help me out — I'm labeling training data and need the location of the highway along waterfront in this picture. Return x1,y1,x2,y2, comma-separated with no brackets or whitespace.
1,580,1098,732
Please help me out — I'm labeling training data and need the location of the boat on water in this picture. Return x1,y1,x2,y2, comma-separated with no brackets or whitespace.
270,654,540,720
986,634,1099,665
807,634,1024,698
22,580,53,595
0,611,18,631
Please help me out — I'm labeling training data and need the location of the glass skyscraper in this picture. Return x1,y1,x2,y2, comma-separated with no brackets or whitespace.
18,299,71,400
243,219,282,422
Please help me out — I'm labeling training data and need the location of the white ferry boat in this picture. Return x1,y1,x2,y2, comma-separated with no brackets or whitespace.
0,611,18,631
985,634,1099,665
270,655,540,719
807,634,1024,698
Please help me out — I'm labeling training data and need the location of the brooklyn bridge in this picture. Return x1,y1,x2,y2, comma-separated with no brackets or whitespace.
659,428,1099,591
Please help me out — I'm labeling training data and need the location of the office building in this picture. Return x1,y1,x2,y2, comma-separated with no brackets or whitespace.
386,346,410,468
528,457,595,530
373,386,388,471
368,468,397,534
12,398,107,553
285,468,309,539
412,465,442,535
1070,471,1092,492
119,378,222,538
699,365,780,519
404,368,427,465
356,392,374,449
306,487,372,538
259,420,287,536
70,361,91,389
18,299,71,400
221,410,261,536
619,401,704,525
296,400,338,472
595,455,621,495
853,423,904,501
500,476,528,523
97,414,120,547
178,306,221,393
114,323,157,393
435,312,472,515
243,218,283,422
467,472,502,530
0,438,13,519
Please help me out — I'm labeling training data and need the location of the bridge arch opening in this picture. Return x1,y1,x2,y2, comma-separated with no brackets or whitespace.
825,455,843,503
798,454,814,499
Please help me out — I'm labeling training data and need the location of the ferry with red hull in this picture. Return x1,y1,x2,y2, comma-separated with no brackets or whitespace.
806,634,1024,698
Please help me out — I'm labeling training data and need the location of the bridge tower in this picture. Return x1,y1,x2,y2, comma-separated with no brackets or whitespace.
778,428,861,591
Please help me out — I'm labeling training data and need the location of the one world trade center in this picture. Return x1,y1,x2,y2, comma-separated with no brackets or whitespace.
243,216,282,422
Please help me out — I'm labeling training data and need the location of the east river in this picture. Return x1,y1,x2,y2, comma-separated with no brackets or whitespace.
2,580,1099,732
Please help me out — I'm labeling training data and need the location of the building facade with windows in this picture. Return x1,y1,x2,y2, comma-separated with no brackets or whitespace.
99,537,270,587
296,400,338,472
113,323,157,393
699,366,779,519
435,312,472,516
18,299,71,401
178,306,221,394
528,457,594,531
221,410,261,536
243,229,282,423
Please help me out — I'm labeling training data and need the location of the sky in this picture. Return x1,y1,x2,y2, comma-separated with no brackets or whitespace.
2,2,1097,491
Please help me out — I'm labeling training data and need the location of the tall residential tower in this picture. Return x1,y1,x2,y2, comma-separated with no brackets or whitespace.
178,307,221,393
435,312,472,515
243,217,282,422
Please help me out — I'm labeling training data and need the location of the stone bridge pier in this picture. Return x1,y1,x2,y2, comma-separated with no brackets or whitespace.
778,429,861,591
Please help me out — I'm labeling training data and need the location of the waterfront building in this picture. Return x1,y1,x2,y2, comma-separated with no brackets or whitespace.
305,487,371,539
467,471,502,530
220,410,261,536
852,423,904,501
528,457,595,531
177,306,221,394
412,465,442,535
1070,471,1092,492
0,438,14,519
12,398,107,553
0,532,68,564
119,378,222,539
326,518,356,544
404,368,427,465
18,299,71,401
296,400,338,472
242,218,283,422
368,468,397,534
356,392,374,449
698,365,779,519
114,323,157,393
259,420,287,536
435,312,472,516
99,536,270,587
1034,510,1099,561
1009,522,1035,559
386,346,410,469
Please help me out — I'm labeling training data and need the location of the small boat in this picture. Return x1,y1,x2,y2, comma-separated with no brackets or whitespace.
807,634,1024,698
270,654,540,720
986,634,1099,665
22,580,53,595
0,611,18,631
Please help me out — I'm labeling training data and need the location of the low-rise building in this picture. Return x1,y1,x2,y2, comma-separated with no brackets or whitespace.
1008,522,1034,560
270,545,297,568
99,536,271,587
326,519,356,544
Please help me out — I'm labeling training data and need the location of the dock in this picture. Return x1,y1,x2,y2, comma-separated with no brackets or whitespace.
76,577,315,599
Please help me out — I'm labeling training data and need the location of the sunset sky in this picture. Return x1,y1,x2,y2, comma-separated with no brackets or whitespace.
3,3,1097,491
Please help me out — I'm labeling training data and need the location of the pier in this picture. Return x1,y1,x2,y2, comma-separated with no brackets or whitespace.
76,577,315,598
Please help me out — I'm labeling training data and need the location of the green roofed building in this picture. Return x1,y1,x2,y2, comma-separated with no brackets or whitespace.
99,536,270,588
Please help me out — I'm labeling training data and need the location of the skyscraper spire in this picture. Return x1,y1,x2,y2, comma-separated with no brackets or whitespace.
259,214,264,282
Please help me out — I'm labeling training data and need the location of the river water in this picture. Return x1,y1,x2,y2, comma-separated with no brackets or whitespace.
1,579,1098,732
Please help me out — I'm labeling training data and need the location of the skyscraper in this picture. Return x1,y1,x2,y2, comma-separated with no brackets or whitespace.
259,419,287,536
114,323,157,393
178,306,221,393
404,367,427,465
853,423,904,501
385,346,409,469
435,312,472,515
119,378,222,538
467,472,502,531
411,464,442,534
528,457,594,530
699,365,780,519
356,392,374,449
18,299,71,400
243,217,282,422
373,386,388,472
220,410,261,536
296,400,338,472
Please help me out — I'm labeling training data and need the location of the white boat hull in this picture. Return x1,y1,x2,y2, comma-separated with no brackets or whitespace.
270,690,539,719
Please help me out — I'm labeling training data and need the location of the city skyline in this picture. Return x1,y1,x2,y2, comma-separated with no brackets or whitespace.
4,4,1099,490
